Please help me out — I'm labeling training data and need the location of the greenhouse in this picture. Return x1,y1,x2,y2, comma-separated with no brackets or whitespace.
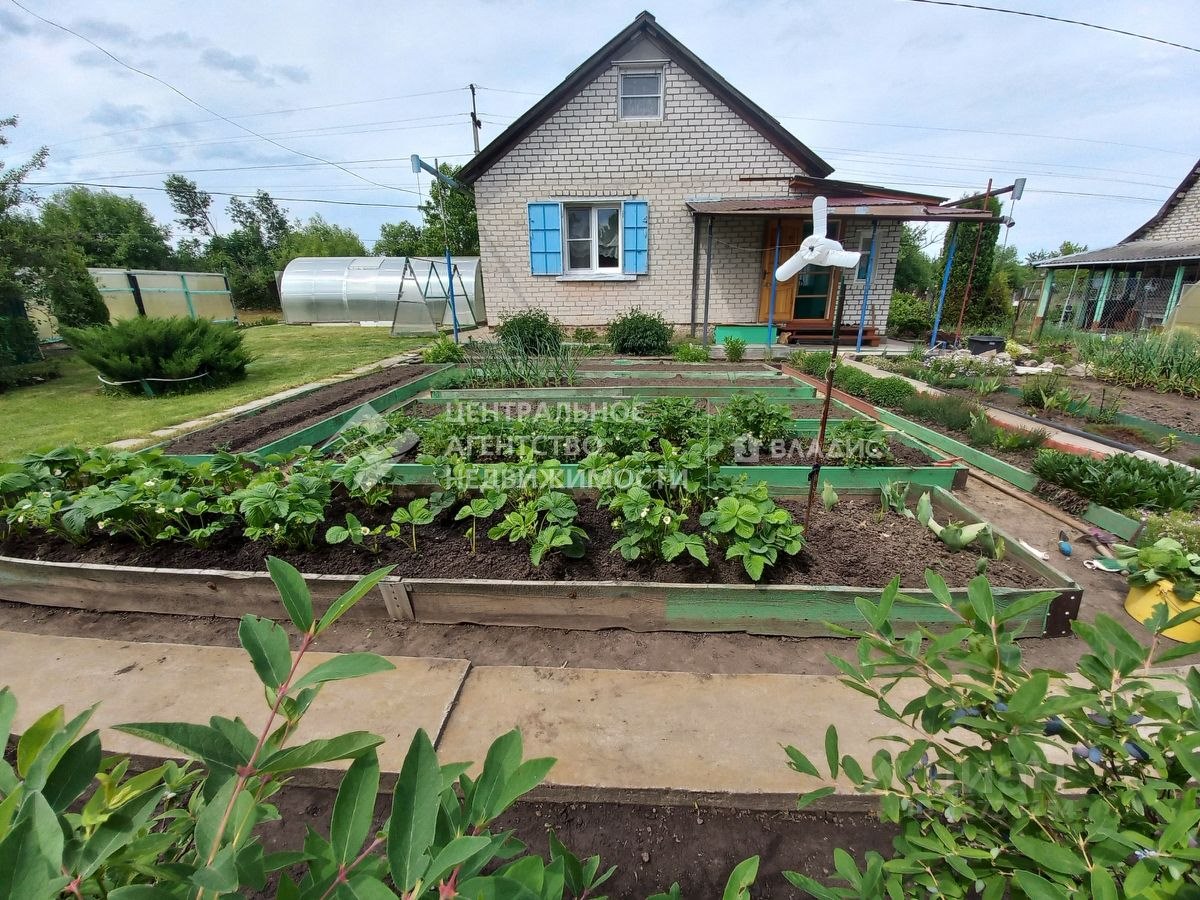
278,256,485,334
90,269,235,324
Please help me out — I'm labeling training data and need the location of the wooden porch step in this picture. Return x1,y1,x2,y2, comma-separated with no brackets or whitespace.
776,323,880,346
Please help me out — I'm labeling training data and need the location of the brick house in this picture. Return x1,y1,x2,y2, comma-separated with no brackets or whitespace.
459,11,990,344
1033,158,1200,331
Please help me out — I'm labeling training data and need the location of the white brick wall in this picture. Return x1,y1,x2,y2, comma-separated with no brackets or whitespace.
475,55,898,331
1138,174,1200,242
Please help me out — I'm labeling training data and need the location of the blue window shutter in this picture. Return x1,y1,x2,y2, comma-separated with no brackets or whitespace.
623,200,649,274
528,202,562,275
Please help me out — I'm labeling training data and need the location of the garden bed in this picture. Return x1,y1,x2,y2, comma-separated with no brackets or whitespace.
162,364,444,455
0,490,1080,638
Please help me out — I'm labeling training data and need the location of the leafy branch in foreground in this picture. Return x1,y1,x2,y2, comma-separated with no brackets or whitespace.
782,571,1200,899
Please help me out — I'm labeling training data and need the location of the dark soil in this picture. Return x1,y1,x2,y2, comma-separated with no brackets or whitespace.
1,495,1047,589
745,435,933,468
253,788,896,899
163,365,436,455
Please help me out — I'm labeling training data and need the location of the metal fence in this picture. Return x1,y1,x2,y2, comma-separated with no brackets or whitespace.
1042,269,1181,333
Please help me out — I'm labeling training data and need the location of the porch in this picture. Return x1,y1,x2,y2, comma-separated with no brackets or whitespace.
685,177,997,348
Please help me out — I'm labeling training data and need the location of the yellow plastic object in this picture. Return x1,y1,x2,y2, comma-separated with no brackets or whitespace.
1124,579,1200,642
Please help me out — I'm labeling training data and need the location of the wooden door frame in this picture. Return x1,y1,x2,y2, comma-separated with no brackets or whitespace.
758,218,842,324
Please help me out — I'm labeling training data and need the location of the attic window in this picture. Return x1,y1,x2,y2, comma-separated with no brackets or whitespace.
619,67,663,120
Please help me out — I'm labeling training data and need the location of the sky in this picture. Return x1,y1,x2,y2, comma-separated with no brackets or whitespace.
2,0,1199,262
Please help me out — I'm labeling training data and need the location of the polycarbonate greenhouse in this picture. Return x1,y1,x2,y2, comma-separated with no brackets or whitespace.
278,256,485,335
89,269,235,324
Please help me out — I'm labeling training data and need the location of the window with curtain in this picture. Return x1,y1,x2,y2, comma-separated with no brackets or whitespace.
619,68,663,119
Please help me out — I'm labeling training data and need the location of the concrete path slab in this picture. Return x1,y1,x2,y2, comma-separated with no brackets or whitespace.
0,630,469,784
436,665,921,810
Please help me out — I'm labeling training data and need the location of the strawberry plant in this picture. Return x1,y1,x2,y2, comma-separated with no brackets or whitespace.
700,480,805,581
232,468,331,549
325,511,383,551
387,497,435,551
454,488,507,554
489,489,588,566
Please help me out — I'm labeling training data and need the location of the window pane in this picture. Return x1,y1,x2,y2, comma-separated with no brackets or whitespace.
621,73,660,96
568,240,591,270
567,208,590,239
597,208,619,268
621,95,660,118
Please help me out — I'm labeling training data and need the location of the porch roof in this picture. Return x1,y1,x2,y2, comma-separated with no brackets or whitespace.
1033,237,1200,269
685,196,997,223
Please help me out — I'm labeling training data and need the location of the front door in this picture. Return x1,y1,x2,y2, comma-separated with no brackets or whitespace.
758,219,841,322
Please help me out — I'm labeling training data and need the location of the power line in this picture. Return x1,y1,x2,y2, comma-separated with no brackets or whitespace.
779,114,1192,156
26,181,421,209
897,0,1200,54
7,0,415,195
475,85,543,96
809,145,1171,180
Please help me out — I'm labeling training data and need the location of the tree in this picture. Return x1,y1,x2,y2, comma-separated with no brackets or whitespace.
40,186,171,270
934,194,1003,331
164,174,218,237
1026,240,1088,265
275,214,366,266
373,163,478,257
894,224,936,295
0,116,107,329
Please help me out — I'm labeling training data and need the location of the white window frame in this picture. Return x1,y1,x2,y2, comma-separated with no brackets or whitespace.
856,233,873,281
564,203,623,274
618,65,664,121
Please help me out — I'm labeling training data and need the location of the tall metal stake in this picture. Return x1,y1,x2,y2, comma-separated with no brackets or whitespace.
804,276,849,529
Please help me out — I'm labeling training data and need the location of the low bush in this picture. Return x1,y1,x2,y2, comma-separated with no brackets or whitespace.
966,411,1048,454
420,334,465,363
864,375,916,407
723,393,794,446
885,291,931,337
722,335,747,362
0,358,60,393
607,307,672,356
832,364,873,397
572,326,599,344
1032,449,1200,513
672,341,709,362
495,308,564,354
788,349,831,378
0,314,40,366
62,316,251,394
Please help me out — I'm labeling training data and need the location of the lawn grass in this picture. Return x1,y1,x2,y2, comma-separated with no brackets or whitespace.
1,326,428,457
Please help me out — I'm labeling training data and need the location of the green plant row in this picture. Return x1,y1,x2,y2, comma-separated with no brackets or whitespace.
1032,449,1200,514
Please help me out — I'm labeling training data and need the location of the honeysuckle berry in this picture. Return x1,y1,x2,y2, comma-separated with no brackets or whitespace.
1044,716,1066,736
1124,741,1150,762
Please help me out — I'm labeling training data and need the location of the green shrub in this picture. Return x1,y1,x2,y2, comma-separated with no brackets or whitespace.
672,341,709,362
420,334,465,363
723,393,794,445
723,336,747,362
1032,449,1200,512
886,291,931,337
864,375,916,407
0,315,40,366
495,308,564,354
62,316,251,394
572,326,599,344
607,307,672,356
46,250,110,328
785,573,1200,898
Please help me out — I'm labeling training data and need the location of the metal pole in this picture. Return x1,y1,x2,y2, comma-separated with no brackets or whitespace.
701,216,714,346
434,157,460,342
689,215,701,338
930,223,958,348
805,276,848,529
469,84,482,154
952,178,992,346
766,219,782,357
855,220,878,352
1058,266,1079,326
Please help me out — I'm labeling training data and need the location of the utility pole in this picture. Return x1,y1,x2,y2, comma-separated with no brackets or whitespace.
469,83,482,154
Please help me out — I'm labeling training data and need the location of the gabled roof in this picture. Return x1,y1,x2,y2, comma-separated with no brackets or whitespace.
457,11,833,184
1125,158,1200,242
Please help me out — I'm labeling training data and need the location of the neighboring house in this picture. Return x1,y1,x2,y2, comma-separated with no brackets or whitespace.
459,11,989,344
1032,158,1200,332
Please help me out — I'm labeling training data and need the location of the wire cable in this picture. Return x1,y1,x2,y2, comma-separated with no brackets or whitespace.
7,0,417,194
25,181,421,209
896,0,1200,53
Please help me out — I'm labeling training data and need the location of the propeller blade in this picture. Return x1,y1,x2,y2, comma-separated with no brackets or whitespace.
811,196,828,240
776,247,816,281
825,249,863,269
